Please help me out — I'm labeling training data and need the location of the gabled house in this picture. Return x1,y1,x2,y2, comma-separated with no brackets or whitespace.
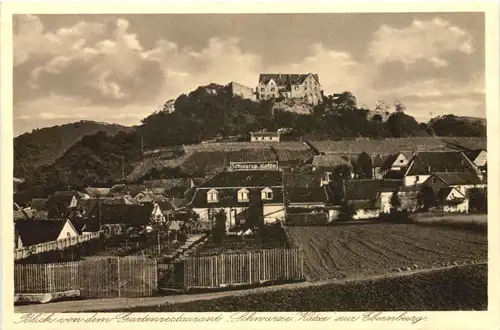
133,191,169,204
189,169,285,229
46,192,79,218
403,151,480,186
344,180,403,219
14,219,79,248
464,149,487,176
422,172,486,196
437,187,468,213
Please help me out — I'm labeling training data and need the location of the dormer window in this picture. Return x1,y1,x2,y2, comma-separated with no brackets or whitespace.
207,189,219,203
261,187,273,200
238,188,249,202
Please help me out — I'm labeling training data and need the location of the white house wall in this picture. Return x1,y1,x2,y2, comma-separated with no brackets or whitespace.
263,204,285,223
56,221,79,240
353,209,380,220
474,150,487,167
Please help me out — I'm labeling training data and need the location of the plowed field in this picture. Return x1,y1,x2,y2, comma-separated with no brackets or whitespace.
285,224,487,281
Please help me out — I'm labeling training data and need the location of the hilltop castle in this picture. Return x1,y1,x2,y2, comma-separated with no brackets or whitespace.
256,73,323,105
229,73,323,106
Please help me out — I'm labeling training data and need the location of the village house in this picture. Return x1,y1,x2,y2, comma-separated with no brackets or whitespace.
436,187,469,213
250,131,280,142
422,172,486,197
45,191,80,218
256,73,323,105
464,149,487,176
189,165,285,229
372,152,412,180
14,219,79,248
403,151,481,186
344,180,403,219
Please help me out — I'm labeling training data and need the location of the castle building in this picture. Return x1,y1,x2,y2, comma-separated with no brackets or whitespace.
256,73,323,105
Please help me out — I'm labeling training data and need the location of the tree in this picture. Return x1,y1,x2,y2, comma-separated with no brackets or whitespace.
418,186,437,210
390,190,401,212
357,152,373,179
468,188,487,213
333,91,357,110
372,114,383,122
387,112,423,137
394,100,407,113
331,164,351,204
211,209,227,245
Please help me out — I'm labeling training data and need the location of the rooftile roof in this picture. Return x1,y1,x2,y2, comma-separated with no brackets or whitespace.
15,219,72,246
431,172,482,185
406,151,477,176
258,73,319,86
200,170,283,188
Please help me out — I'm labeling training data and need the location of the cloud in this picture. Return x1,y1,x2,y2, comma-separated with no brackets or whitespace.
368,17,474,67
15,15,161,104
13,15,484,135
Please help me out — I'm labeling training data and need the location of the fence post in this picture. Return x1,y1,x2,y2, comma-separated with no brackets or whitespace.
221,254,225,285
248,252,252,284
117,257,121,298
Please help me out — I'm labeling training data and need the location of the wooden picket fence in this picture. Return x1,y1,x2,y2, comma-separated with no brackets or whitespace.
14,256,157,298
14,232,103,261
181,248,304,288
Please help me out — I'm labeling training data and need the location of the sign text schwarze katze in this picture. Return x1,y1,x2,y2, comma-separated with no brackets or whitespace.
229,162,279,171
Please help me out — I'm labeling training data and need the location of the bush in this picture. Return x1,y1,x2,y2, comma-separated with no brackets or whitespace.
337,203,356,222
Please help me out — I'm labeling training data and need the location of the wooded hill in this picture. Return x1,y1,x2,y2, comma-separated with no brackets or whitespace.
14,84,487,194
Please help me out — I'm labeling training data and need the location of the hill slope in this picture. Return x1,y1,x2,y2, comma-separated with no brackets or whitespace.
14,120,134,177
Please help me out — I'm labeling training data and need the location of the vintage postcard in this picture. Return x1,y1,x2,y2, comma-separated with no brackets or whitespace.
1,1,499,330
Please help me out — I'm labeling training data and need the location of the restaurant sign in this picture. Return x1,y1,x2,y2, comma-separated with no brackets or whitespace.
229,161,279,171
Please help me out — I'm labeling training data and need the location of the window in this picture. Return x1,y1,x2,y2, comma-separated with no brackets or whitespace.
261,188,273,200
304,86,307,90
238,188,249,202
260,88,265,92
207,189,219,203
67,232,72,238
270,88,275,92
260,94,265,99
400,159,404,163
432,178,437,184
314,87,317,91
295,86,299,90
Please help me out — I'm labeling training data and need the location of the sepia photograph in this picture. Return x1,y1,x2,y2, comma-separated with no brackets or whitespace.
4,6,495,318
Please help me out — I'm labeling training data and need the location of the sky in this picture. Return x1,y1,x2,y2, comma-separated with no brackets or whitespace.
13,13,485,136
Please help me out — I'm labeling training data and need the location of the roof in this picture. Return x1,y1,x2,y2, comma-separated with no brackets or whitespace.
351,199,380,209
30,198,48,210
143,178,192,189
285,186,331,204
46,194,77,207
258,73,319,86
89,204,155,226
190,187,284,208
437,187,465,203
15,219,72,246
84,187,111,198
251,131,280,137
311,155,352,169
14,209,34,220
171,197,189,209
54,190,84,198
284,172,323,188
200,170,283,188
310,137,453,155
464,150,484,162
345,180,402,200
430,172,482,186
406,151,477,176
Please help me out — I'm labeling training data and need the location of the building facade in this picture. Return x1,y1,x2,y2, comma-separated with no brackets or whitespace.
188,166,285,229
250,131,280,142
229,81,256,100
256,73,323,105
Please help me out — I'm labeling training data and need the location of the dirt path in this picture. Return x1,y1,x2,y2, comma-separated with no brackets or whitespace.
14,262,486,313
